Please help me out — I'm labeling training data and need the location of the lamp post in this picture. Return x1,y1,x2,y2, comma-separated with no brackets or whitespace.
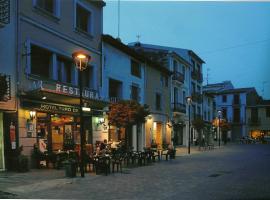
186,96,192,154
72,51,91,178
217,110,222,148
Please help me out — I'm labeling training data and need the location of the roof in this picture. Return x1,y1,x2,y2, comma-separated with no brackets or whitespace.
218,87,256,94
128,42,205,65
102,35,172,75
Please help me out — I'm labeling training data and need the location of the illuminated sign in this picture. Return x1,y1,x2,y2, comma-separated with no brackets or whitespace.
27,80,99,100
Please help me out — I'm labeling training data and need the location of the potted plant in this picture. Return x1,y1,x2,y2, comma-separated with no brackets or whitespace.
63,151,77,178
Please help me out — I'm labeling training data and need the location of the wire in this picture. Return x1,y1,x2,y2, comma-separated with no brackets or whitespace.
200,38,270,55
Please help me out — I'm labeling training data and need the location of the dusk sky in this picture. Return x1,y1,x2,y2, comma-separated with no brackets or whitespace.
103,1,270,99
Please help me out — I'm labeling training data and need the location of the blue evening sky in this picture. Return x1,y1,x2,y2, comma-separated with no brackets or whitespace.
103,1,270,99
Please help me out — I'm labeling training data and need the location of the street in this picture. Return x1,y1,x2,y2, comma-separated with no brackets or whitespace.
1,144,270,199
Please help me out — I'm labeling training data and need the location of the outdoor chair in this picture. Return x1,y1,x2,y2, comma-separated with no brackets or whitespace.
160,150,169,161
111,154,123,173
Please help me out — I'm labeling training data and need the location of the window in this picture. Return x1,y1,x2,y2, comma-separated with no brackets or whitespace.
173,60,178,72
233,108,240,123
266,107,270,118
131,60,141,78
222,108,227,119
76,3,92,34
191,60,195,71
251,108,258,120
57,56,72,84
208,111,210,121
182,65,186,78
164,76,168,87
31,45,52,78
155,93,162,111
197,106,201,115
222,95,227,103
183,91,186,103
234,94,240,104
191,82,195,93
36,0,55,14
131,85,140,102
174,87,178,103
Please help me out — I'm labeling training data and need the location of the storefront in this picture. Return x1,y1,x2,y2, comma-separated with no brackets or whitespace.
19,79,108,163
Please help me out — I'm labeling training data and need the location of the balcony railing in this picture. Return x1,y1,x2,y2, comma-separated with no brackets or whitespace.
109,97,121,103
191,92,203,103
248,118,261,126
172,71,184,83
171,102,186,113
191,70,203,83
0,0,10,27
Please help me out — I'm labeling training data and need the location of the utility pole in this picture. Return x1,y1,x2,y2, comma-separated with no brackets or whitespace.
117,0,120,39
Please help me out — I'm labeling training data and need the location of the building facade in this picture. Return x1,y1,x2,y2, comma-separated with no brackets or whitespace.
0,0,15,171
204,82,261,141
101,34,146,151
129,43,204,147
0,0,106,169
246,100,270,140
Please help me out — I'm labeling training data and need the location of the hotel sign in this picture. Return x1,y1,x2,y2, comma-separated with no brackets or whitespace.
28,80,99,100
22,100,79,114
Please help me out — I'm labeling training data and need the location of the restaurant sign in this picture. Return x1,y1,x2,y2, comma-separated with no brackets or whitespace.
28,80,99,100
22,100,79,114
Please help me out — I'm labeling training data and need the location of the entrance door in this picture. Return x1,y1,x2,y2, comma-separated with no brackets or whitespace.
174,126,183,145
156,122,162,148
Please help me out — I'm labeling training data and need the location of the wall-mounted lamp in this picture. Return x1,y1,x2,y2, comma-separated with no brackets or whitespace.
29,111,36,120
147,115,152,120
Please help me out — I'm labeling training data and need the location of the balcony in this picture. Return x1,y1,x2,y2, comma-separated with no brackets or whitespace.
248,118,261,126
191,92,203,103
109,97,122,103
191,70,203,83
172,71,184,84
171,102,186,113
0,0,10,27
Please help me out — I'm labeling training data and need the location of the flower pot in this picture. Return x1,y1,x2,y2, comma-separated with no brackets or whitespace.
64,160,77,178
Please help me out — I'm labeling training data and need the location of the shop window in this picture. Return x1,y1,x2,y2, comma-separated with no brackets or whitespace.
131,59,141,78
57,56,72,84
76,3,92,34
31,45,52,78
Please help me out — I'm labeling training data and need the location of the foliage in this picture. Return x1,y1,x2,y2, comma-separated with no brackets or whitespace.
192,116,205,131
212,118,231,131
108,100,150,128
0,74,8,100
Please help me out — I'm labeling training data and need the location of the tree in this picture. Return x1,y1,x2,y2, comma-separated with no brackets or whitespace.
192,116,205,147
108,100,150,150
212,118,231,144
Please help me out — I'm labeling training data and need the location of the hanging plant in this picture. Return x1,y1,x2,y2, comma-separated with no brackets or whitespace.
0,74,8,101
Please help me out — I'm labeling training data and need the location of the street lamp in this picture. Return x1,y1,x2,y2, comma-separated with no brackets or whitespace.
217,110,222,148
186,96,192,154
72,51,91,178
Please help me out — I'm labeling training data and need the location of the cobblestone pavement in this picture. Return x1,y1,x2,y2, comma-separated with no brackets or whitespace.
1,144,270,199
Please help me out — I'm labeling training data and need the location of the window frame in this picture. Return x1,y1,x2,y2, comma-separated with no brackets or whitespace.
74,0,94,37
130,59,141,78
155,93,162,111
33,0,60,19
